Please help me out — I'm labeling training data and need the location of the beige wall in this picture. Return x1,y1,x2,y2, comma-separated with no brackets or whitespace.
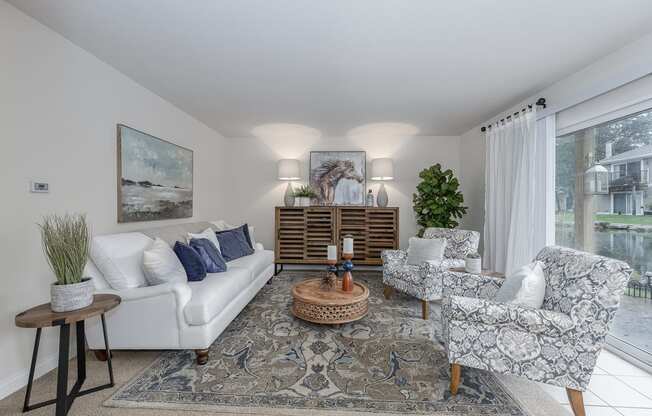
224,135,463,249
0,1,228,398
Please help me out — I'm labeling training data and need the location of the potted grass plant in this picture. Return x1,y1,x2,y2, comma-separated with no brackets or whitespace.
293,185,318,207
39,213,94,312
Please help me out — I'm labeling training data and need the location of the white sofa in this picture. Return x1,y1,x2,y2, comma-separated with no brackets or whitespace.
83,221,274,364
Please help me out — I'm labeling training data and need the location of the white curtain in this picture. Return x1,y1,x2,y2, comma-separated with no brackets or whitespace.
484,109,548,274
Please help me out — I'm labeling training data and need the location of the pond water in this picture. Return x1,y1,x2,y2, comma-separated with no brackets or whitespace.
556,224,652,277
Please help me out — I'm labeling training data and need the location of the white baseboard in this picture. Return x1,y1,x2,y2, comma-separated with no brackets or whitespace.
0,349,77,401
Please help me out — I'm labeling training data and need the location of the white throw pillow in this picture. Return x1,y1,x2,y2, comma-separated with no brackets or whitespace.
495,261,546,308
143,238,187,285
406,237,447,265
210,220,257,249
90,233,152,290
187,228,221,253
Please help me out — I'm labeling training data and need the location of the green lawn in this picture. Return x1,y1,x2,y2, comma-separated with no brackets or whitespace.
556,212,652,225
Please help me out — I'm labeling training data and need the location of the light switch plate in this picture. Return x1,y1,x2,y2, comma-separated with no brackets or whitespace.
30,181,49,193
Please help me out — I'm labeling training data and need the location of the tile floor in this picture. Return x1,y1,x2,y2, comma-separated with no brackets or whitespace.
538,349,652,415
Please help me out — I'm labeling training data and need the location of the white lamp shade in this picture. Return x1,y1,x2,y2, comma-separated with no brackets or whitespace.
277,159,300,180
371,158,394,180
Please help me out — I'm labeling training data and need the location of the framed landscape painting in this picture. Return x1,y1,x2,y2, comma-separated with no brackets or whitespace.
310,151,366,205
117,124,193,223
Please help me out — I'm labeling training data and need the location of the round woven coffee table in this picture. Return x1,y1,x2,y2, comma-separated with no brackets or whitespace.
291,278,369,325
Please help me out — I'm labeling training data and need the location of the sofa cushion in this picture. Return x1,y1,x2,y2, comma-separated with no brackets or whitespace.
143,238,187,285
90,232,153,290
189,238,227,273
216,226,255,261
183,267,252,325
174,242,207,281
228,249,274,280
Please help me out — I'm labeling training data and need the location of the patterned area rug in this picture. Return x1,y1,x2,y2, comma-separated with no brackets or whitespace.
106,271,526,415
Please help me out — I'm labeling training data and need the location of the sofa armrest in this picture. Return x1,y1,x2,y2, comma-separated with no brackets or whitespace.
443,296,575,337
441,269,504,299
419,258,465,277
96,281,192,306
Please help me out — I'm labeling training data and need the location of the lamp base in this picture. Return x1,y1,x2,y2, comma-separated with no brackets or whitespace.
377,183,388,207
284,182,295,207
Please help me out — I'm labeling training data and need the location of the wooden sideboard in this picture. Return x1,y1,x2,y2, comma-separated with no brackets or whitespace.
275,206,399,272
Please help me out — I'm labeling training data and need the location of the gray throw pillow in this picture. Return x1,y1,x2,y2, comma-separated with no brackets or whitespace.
406,237,446,265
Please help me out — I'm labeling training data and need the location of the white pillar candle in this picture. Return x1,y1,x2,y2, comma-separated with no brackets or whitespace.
343,237,354,254
327,245,337,261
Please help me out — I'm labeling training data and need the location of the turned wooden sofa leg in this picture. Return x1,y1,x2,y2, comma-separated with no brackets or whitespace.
93,350,109,361
450,363,461,395
566,388,585,416
383,285,394,300
195,349,209,365
421,300,429,320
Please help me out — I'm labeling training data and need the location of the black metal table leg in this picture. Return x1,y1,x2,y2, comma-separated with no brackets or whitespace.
22,328,41,412
22,317,116,415
101,314,114,386
56,323,70,416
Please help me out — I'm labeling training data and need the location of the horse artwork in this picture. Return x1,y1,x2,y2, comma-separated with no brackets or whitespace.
310,151,366,205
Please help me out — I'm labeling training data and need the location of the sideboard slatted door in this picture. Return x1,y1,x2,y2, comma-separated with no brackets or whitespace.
337,207,367,263
366,208,399,261
276,208,306,262
305,208,336,261
275,207,398,267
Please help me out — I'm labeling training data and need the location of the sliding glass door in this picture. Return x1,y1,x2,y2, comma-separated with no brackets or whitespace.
555,109,652,367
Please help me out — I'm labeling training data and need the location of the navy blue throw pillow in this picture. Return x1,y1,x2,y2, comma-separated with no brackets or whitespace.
190,238,227,273
173,241,206,281
216,225,255,262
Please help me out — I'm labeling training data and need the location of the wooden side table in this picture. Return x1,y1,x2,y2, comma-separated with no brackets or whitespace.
15,294,120,416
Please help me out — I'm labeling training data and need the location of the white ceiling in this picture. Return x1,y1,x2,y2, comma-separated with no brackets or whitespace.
9,0,652,137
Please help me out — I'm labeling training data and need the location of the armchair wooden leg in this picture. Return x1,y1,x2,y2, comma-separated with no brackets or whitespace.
421,300,429,320
566,388,585,416
383,285,394,300
195,349,209,365
450,363,461,395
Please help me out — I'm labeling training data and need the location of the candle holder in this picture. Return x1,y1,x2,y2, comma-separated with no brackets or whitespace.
341,252,354,292
321,259,338,290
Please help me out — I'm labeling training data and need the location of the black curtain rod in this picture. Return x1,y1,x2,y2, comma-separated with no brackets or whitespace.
480,98,546,132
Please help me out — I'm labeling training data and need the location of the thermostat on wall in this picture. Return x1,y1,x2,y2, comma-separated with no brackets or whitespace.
30,181,49,193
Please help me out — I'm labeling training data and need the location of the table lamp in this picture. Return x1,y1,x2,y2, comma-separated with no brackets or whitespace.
371,158,394,207
277,159,300,207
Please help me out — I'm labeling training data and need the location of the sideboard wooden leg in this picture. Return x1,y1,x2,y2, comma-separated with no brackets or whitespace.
450,363,461,395
383,285,394,299
421,300,429,320
566,388,586,416
195,349,209,365
93,350,108,361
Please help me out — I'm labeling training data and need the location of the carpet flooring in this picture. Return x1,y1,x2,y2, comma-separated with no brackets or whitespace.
0,271,567,416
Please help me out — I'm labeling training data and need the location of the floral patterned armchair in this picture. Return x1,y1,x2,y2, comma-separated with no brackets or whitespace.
441,246,631,416
381,227,479,319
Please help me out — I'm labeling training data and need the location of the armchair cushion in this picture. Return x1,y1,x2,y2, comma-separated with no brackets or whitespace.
443,295,575,338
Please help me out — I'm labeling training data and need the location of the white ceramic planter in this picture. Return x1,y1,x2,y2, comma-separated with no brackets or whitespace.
51,278,94,312
296,197,311,207
465,257,482,274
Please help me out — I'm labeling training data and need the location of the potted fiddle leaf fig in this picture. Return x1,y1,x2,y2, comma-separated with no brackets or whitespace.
413,164,467,236
293,185,318,207
39,213,93,312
